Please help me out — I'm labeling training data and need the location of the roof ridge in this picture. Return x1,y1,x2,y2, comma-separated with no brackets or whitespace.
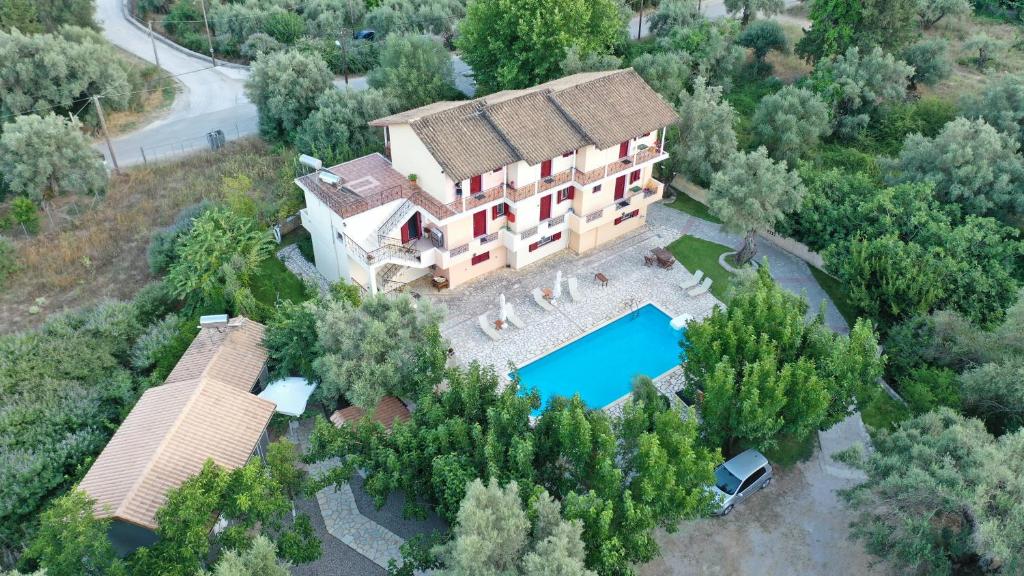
545,89,595,147
479,104,528,165
113,378,209,524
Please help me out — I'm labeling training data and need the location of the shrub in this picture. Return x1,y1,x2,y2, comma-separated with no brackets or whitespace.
276,515,321,564
0,235,17,289
240,32,283,59
262,11,304,44
146,201,212,274
896,366,961,413
10,196,39,234
900,38,952,89
130,313,182,372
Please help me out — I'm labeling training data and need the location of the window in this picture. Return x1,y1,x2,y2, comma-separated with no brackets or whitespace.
471,251,490,265
558,188,570,202
492,203,506,218
592,184,602,194
738,467,766,493
629,169,641,184
529,232,562,252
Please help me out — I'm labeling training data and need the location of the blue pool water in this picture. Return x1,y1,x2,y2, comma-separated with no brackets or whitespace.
514,304,685,415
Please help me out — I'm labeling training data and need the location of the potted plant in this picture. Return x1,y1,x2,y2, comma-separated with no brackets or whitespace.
408,173,418,182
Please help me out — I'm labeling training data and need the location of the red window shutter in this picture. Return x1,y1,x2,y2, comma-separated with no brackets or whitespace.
614,175,626,200
539,195,552,220
400,223,410,244
507,205,516,223
529,242,539,252
618,141,629,158
473,210,487,237
541,159,553,178
552,232,562,241
568,186,575,200
471,175,483,193
492,205,498,219
471,251,490,265
630,169,641,184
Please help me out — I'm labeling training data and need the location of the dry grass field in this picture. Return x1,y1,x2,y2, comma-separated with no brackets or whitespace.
0,139,291,333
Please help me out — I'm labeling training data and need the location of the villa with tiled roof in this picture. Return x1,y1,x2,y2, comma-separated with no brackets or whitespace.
296,68,678,293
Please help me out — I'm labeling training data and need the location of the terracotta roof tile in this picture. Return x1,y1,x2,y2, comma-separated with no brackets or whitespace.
78,317,274,530
330,396,410,429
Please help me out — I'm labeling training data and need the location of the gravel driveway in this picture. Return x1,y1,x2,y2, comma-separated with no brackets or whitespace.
638,415,890,576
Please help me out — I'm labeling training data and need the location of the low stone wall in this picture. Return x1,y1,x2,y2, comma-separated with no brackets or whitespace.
277,244,330,297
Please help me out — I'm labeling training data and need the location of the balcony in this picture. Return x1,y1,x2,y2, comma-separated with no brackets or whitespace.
508,146,666,203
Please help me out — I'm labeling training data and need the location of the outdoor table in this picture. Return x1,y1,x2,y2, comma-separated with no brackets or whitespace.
652,248,675,268
594,272,609,287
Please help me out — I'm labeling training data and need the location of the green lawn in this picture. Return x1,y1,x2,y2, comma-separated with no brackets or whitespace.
860,389,911,432
666,235,734,302
667,189,722,224
808,266,859,328
251,255,310,307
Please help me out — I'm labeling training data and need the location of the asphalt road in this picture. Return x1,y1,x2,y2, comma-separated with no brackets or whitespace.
96,0,799,167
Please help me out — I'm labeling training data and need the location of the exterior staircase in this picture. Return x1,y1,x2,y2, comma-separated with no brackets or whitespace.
372,197,416,247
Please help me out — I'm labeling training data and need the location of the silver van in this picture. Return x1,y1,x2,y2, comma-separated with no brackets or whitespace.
710,449,773,515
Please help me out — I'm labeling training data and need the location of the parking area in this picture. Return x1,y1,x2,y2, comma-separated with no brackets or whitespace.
639,415,891,576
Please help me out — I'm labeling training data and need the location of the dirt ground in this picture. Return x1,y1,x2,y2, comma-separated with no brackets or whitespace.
639,422,889,576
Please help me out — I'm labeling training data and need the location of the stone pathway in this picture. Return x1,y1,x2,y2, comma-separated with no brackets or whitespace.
277,244,331,297
646,203,850,333
308,460,407,570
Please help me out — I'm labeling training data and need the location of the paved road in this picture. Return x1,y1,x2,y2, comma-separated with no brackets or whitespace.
96,0,795,167
627,0,804,40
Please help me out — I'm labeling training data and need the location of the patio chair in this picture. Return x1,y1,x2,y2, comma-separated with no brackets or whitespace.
532,288,556,311
679,270,704,290
506,304,527,329
478,314,501,341
643,254,656,267
567,276,582,302
688,277,713,297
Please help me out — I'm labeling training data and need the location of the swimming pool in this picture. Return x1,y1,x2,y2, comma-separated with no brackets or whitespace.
514,304,685,414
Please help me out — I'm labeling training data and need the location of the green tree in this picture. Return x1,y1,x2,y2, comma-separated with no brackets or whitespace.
165,208,275,313
648,0,698,37
839,409,1022,575
368,34,457,111
751,86,830,167
885,117,1024,219
435,479,595,576
10,196,39,234
25,490,124,576
672,76,737,186
685,267,883,453
312,292,446,408
560,45,622,75
737,19,788,67
203,536,290,576
457,0,625,93
963,73,1024,148
707,146,805,265
0,28,130,127
917,0,973,28
264,299,320,381
0,0,40,33
0,114,106,203
857,0,919,53
812,46,912,139
900,38,952,89
963,33,1004,70
796,0,863,61
295,88,395,166
246,49,333,141
265,438,305,500
961,361,1024,436
631,51,691,106
723,0,784,26
656,18,745,91
34,0,96,31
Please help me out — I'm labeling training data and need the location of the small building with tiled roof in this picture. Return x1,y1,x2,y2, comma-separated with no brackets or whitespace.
297,68,677,294
330,396,411,430
77,317,274,555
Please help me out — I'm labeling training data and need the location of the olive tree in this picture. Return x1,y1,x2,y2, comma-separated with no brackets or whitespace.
900,38,952,89
964,73,1024,148
672,77,738,186
752,86,831,167
813,46,913,138
632,51,692,105
368,34,457,111
723,0,784,26
0,113,107,203
295,88,396,166
560,44,622,75
961,361,1024,436
917,0,972,29
246,49,333,141
737,19,788,66
885,117,1024,219
963,33,1005,71
649,0,699,37
707,146,805,264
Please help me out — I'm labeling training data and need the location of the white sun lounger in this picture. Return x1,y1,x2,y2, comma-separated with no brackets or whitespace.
478,314,501,341
567,276,581,302
506,304,527,328
680,270,704,290
532,288,555,311
688,277,713,297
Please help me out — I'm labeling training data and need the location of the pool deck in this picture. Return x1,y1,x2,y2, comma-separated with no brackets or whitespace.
417,210,720,415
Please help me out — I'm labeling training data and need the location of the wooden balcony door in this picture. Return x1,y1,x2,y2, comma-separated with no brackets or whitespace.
473,209,487,238
618,140,629,159
541,159,553,178
470,174,483,193
614,175,626,200
539,194,552,220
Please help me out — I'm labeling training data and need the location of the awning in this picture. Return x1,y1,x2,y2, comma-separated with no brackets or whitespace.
257,377,317,417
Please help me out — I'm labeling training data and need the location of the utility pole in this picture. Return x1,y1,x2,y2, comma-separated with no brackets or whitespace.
198,0,216,67
92,95,120,175
335,36,349,85
637,0,645,40
148,20,161,69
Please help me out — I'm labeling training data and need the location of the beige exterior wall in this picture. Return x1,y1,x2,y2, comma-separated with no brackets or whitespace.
388,124,448,202
444,246,508,288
